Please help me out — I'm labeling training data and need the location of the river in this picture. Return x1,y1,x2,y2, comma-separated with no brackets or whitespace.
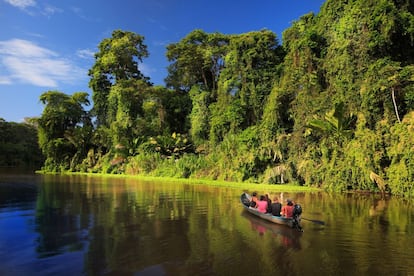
0,172,413,275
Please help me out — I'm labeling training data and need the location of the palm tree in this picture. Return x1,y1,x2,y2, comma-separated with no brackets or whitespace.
307,102,356,144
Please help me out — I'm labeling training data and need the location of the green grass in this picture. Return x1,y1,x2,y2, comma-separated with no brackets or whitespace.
38,170,321,192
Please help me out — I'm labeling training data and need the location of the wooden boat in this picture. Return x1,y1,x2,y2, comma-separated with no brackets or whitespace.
240,192,302,230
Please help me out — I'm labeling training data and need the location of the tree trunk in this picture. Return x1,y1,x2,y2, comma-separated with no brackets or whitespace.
391,87,401,123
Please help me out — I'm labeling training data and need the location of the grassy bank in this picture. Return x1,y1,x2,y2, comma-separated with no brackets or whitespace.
38,170,322,193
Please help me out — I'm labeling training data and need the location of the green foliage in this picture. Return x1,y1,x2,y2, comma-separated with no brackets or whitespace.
88,29,150,128
209,97,245,145
217,30,284,127
367,0,414,64
165,29,229,92
125,152,163,175
260,87,293,140
36,2,414,197
281,12,328,138
173,154,207,178
387,111,414,197
107,79,147,152
151,86,192,135
204,127,266,182
87,29,192,160
361,59,414,127
38,91,91,172
138,133,193,158
145,153,208,179
307,102,357,144
189,86,211,147
0,119,44,168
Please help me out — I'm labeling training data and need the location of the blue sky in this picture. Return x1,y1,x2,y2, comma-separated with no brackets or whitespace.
0,0,325,122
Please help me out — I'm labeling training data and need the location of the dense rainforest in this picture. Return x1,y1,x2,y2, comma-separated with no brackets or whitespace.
0,118,44,168
12,0,414,196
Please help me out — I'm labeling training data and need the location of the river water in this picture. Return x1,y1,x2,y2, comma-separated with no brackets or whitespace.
0,172,413,276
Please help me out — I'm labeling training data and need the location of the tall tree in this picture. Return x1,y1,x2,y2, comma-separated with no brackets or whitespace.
165,29,229,93
38,91,91,171
165,30,229,147
188,86,211,146
105,80,191,157
89,30,150,128
216,30,284,127
106,79,148,152
209,30,284,145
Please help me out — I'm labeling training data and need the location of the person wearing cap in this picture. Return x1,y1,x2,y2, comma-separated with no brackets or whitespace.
281,199,294,218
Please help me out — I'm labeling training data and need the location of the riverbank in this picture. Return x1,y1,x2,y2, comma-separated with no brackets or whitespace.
37,171,322,193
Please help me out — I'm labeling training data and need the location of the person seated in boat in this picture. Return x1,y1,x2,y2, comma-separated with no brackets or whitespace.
270,196,282,216
256,195,268,213
265,194,272,213
249,192,258,207
281,199,294,218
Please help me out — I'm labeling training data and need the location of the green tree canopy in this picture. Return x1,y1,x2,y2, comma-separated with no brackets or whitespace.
38,91,91,171
89,30,150,127
165,29,229,93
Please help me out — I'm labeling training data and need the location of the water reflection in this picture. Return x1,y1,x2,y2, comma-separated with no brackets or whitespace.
241,211,302,250
1,173,414,275
369,198,388,217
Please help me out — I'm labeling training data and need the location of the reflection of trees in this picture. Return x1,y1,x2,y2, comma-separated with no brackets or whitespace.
290,193,414,275
35,181,87,258
36,175,196,274
33,175,414,275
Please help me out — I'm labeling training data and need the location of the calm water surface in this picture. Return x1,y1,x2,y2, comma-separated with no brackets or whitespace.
0,172,413,276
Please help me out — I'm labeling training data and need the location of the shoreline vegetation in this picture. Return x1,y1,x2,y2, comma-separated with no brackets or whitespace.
5,1,413,197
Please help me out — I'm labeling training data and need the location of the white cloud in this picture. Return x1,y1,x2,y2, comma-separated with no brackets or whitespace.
5,0,62,17
0,39,55,58
70,6,99,22
0,39,85,87
4,0,36,9
76,48,95,59
0,76,12,84
41,4,62,17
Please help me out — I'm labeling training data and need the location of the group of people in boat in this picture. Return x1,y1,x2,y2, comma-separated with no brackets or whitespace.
248,192,298,219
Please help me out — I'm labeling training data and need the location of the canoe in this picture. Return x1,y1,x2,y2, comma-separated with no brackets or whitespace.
240,192,302,231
